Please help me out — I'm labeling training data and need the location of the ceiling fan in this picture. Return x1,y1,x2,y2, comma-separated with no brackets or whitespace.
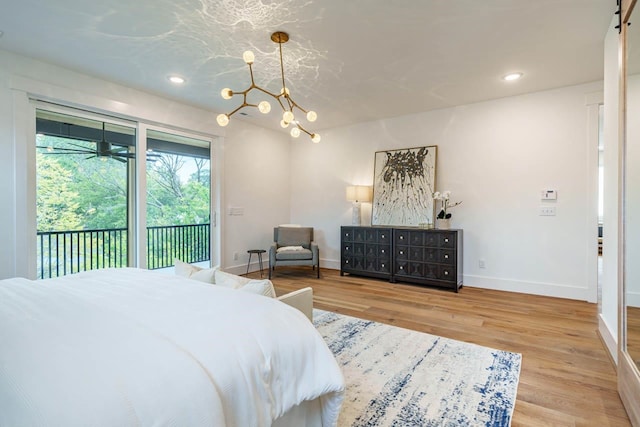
37,122,160,163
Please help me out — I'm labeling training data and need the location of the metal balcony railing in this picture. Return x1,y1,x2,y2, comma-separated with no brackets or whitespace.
36,224,210,279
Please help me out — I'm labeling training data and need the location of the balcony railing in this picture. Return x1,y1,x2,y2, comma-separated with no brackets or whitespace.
37,224,210,279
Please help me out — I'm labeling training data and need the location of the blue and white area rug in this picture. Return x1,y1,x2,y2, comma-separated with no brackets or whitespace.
313,310,522,427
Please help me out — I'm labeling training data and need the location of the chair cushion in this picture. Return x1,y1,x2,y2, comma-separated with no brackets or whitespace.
275,248,313,260
277,227,312,248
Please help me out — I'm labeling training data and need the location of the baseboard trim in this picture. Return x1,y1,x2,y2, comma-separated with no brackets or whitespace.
627,290,640,308
463,274,590,301
598,314,618,365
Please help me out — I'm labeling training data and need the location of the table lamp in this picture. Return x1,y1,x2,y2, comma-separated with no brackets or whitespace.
346,185,372,226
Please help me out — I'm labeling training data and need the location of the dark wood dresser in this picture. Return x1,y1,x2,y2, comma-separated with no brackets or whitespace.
340,226,463,292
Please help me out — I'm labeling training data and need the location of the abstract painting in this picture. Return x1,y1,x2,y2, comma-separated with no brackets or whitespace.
372,146,437,226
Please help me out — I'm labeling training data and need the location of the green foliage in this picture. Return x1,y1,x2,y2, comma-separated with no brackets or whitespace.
36,135,210,232
36,152,83,231
146,154,210,226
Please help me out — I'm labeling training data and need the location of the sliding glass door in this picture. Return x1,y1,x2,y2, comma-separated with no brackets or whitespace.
35,107,215,278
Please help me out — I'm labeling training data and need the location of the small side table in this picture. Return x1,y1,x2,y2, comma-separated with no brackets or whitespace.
247,249,267,277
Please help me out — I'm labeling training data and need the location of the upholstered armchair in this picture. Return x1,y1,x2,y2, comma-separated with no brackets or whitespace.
269,226,320,279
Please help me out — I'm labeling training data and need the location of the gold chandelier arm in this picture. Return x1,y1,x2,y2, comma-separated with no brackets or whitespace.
277,39,287,99
254,86,281,99
227,103,248,118
295,123,313,137
287,96,309,114
248,63,255,84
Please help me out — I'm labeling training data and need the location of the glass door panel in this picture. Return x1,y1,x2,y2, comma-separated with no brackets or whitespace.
145,129,211,269
35,109,136,279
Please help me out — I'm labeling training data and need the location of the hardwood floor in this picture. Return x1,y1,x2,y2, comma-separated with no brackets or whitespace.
250,267,632,426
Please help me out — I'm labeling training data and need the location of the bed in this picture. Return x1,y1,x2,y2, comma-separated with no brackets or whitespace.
0,268,344,426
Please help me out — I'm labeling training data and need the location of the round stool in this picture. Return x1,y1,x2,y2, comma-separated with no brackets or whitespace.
247,249,267,277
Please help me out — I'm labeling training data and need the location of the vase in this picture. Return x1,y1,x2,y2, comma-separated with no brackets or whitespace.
436,218,451,230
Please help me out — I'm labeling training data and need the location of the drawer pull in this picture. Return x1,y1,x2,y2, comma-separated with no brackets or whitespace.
345,260,349,264
381,263,385,268
444,271,449,275
399,250,404,255
399,266,404,270
444,254,449,259
381,234,385,238
444,238,449,243
381,249,385,253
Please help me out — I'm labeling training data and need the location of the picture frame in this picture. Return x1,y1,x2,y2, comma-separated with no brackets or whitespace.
371,145,437,227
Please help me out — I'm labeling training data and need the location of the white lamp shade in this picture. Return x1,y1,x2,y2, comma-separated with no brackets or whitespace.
346,185,373,202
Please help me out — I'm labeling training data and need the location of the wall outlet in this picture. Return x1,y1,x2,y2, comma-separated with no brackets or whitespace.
539,206,556,216
479,259,486,269
233,252,238,261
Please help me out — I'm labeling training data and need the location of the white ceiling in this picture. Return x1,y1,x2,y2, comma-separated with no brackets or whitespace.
0,0,614,134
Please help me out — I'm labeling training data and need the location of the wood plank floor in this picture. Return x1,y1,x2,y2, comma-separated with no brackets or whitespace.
248,267,632,426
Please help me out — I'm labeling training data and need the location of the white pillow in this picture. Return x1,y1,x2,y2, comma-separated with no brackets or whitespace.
276,245,305,253
214,270,277,298
174,259,219,284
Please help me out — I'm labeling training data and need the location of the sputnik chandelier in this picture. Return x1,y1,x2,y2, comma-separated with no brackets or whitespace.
216,31,321,143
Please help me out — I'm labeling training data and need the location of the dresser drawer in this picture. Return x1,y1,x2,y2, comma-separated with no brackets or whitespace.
440,249,456,265
439,232,456,248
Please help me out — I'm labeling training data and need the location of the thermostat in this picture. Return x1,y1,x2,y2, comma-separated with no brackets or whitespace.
540,190,557,200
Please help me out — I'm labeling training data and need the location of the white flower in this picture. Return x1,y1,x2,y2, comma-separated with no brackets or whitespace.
433,190,462,219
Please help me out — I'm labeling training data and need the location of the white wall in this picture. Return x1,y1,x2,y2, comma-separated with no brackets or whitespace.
290,81,603,302
0,48,290,279
222,122,292,274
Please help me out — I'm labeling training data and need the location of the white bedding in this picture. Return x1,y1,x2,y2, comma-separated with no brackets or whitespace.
0,268,344,426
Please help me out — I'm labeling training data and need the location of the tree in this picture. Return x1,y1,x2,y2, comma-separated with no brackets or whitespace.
36,152,83,231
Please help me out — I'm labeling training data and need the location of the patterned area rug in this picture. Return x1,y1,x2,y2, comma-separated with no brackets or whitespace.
313,310,521,427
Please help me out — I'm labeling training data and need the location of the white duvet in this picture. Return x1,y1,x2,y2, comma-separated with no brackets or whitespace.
0,268,344,426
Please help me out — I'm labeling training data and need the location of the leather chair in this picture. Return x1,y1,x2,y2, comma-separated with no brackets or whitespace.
269,227,319,278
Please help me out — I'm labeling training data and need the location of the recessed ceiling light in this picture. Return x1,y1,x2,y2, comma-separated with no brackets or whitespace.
168,75,185,84
503,72,523,81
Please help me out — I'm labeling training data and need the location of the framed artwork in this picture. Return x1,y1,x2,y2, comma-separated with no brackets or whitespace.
372,145,437,226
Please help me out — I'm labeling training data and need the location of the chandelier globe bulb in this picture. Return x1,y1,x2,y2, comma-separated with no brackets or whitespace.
280,119,290,128
283,111,294,123
221,88,233,100
290,127,301,138
242,51,255,64
306,111,317,122
216,114,230,127
258,101,271,114
311,133,321,143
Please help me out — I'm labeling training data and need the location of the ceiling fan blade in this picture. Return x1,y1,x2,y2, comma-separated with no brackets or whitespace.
36,146,93,154
67,142,94,150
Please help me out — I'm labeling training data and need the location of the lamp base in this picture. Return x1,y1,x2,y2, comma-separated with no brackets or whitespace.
352,202,362,226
